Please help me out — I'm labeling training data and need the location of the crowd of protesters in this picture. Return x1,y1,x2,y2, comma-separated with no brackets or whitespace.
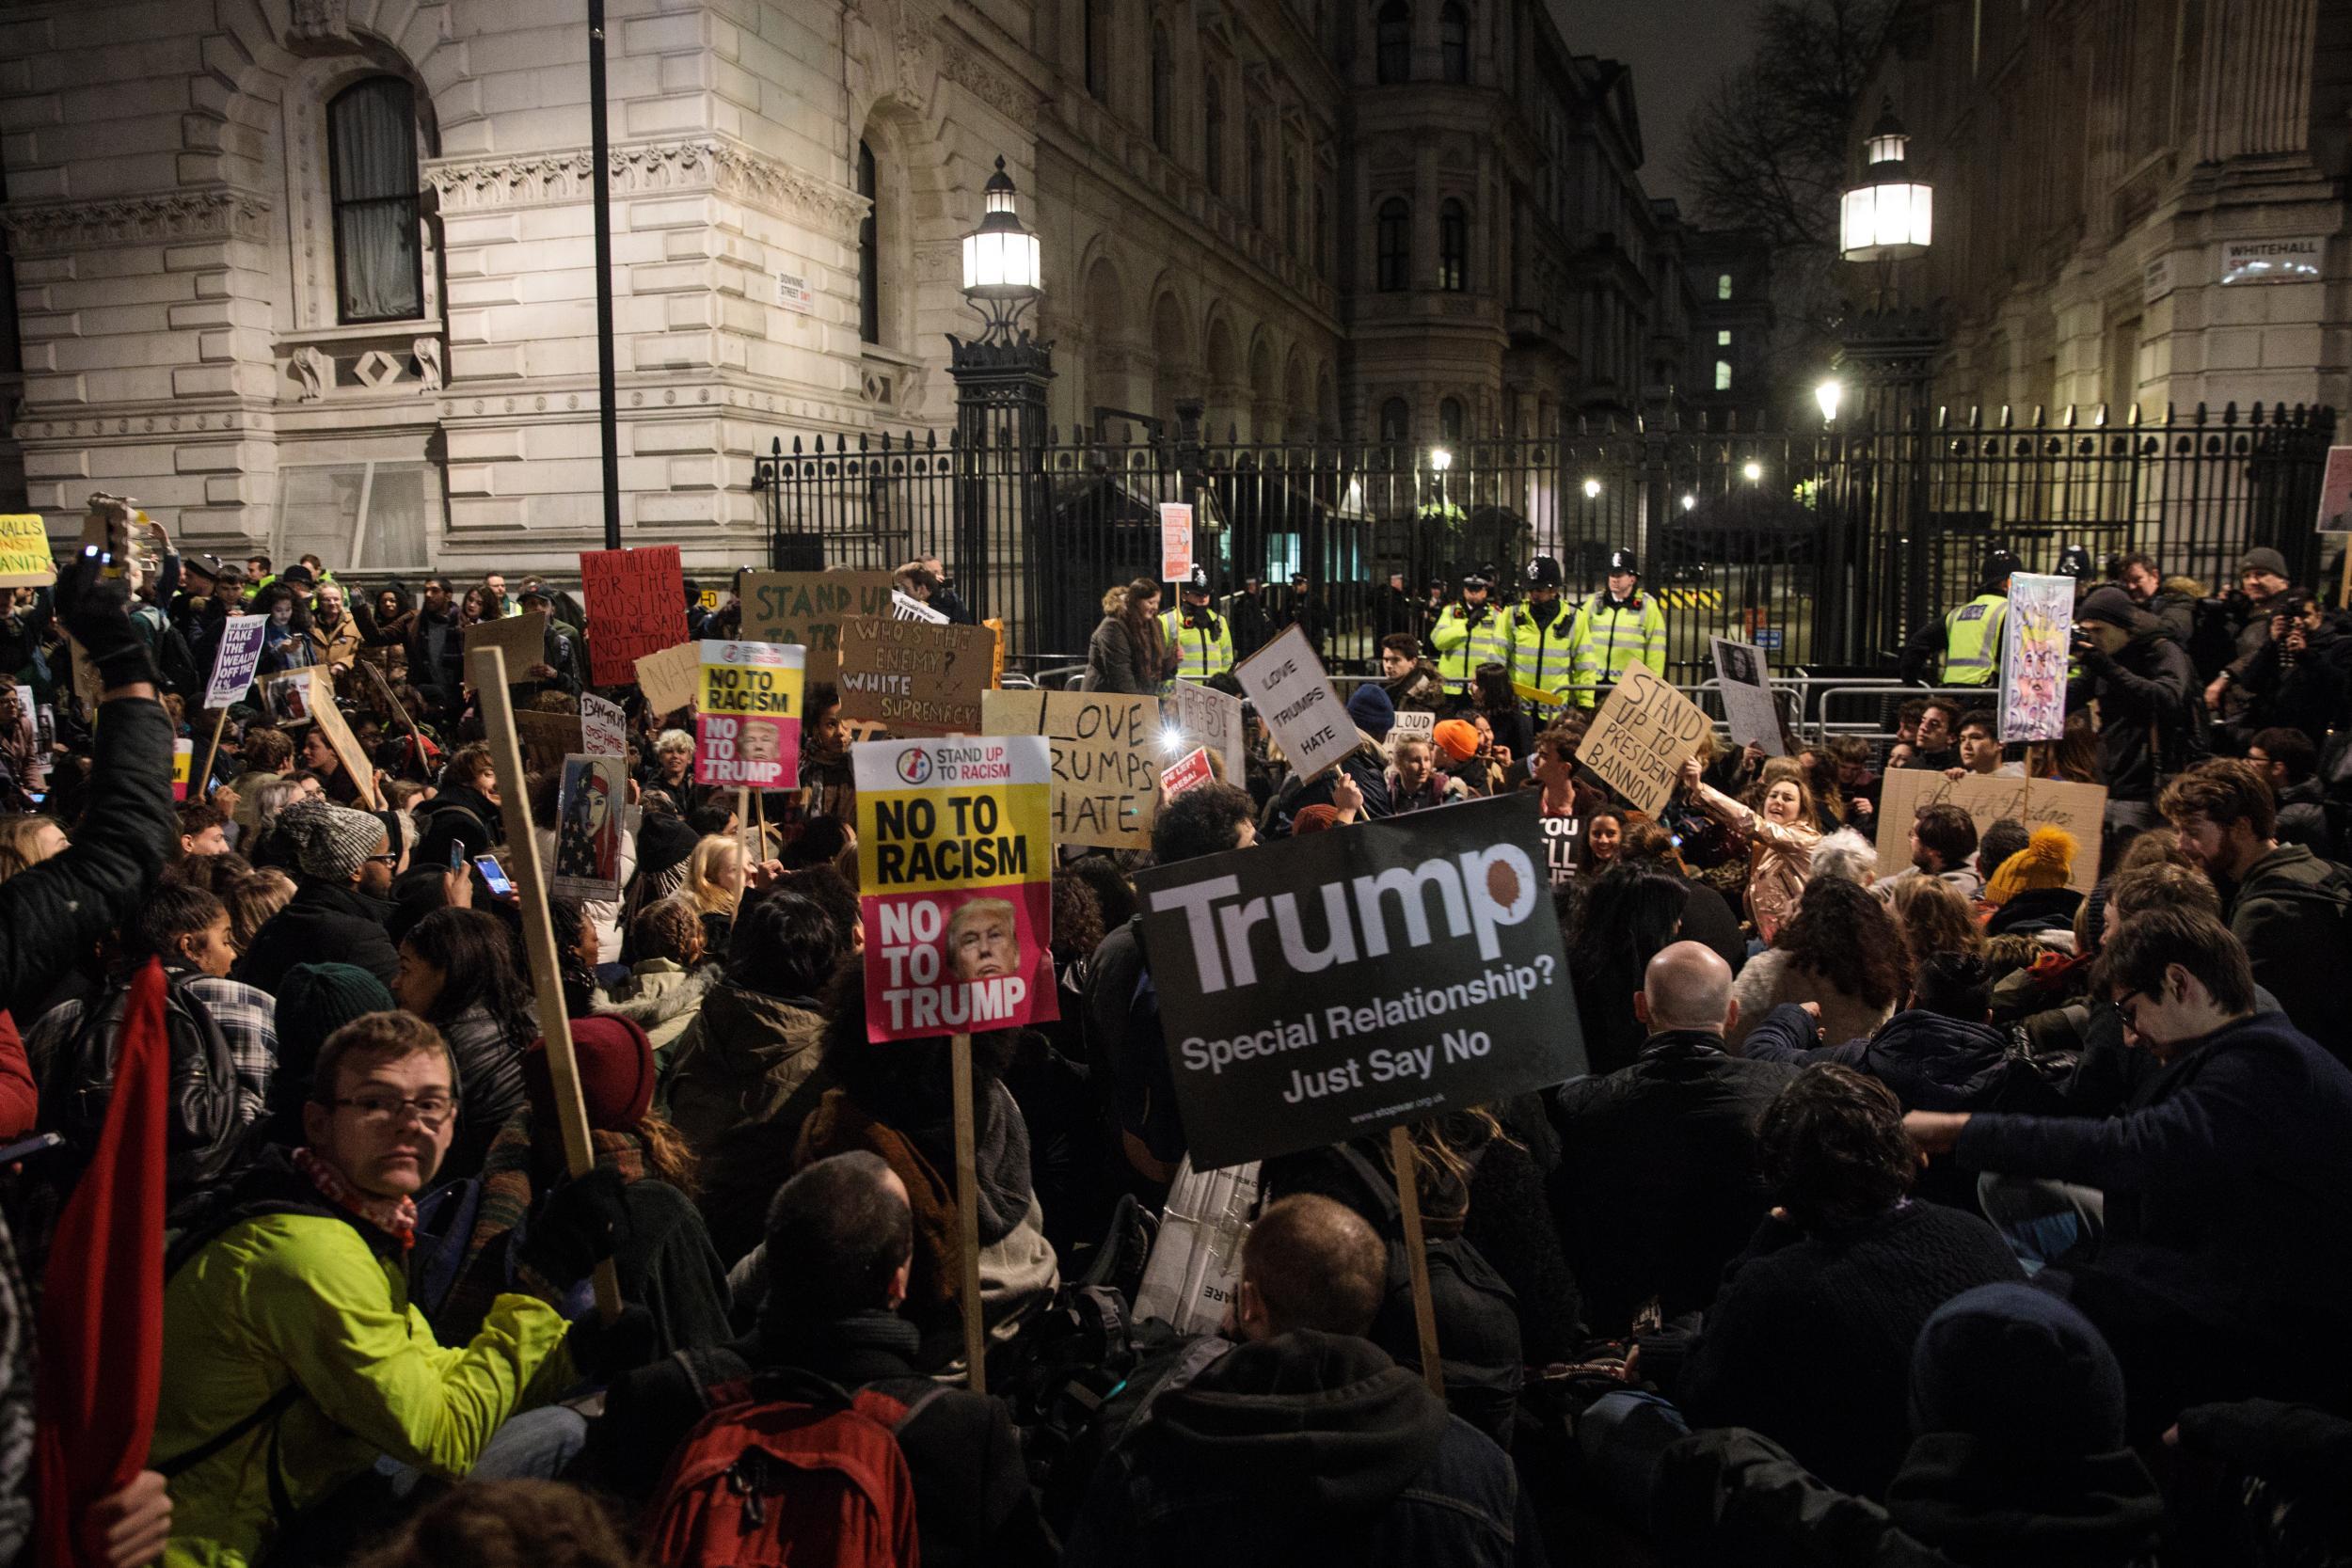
3,524,2351,1568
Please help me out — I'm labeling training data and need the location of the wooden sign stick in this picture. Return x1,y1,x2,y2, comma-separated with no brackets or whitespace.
470,643,623,1324
358,655,430,770
194,707,230,808
1389,1124,1445,1399
951,1030,988,1393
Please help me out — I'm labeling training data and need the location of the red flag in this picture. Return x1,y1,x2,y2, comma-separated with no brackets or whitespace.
33,958,169,1567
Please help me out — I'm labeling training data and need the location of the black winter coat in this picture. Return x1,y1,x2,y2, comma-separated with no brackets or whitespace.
2065,622,2198,802
233,877,402,994
1549,1032,1798,1333
2227,844,2352,1067
1745,1006,2011,1114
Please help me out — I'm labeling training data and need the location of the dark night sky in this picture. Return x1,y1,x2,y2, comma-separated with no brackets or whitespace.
1548,0,1767,211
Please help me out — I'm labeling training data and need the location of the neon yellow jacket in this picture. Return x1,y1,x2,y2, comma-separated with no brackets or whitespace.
156,1212,574,1568
1940,594,2008,686
1428,603,1511,694
1566,593,1667,703
1506,601,1579,711
1160,608,1235,682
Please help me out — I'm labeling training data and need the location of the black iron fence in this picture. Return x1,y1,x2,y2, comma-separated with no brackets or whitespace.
755,401,2337,686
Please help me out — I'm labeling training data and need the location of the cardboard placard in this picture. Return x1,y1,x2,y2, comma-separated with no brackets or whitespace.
171,738,193,802
204,614,270,712
696,640,804,789
1578,659,1710,816
309,671,383,808
262,669,315,728
551,753,628,901
1873,769,2107,895
580,691,628,758
1389,709,1437,754
1161,746,1215,800
980,689,1162,849
515,709,586,773
1710,638,1784,756
2000,573,2074,744
1538,815,1581,886
634,641,701,716
1233,625,1354,783
2317,445,2352,532
1165,680,1247,784
579,545,687,687
835,614,994,736
463,610,548,685
1160,501,1195,582
852,735,1058,1040
0,515,56,588
7,686,46,791
739,570,896,684
1134,793,1581,1169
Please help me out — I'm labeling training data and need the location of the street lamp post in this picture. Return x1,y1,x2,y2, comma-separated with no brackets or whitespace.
947,157,1052,628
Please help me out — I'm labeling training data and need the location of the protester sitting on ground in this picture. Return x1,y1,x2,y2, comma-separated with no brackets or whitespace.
2158,758,2352,1065
235,797,403,993
252,961,395,1150
1885,875,1987,970
1675,1065,2023,1499
220,867,296,955
590,1152,1057,1562
1087,783,1257,1183
1945,708,2023,779
1577,806,1626,874
1727,875,1907,1053
789,970,1059,1371
1567,866,1692,1079
434,1015,731,1356
1806,827,1877,888
1905,909,2352,1437
229,727,295,836
1879,801,1984,901
1677,753,1822,942
678,832,749,958
1063,1193,1543,1568
593,895,714,1055
1981,827,2084,939
1385,731,1470,814
665,888,844,1267
151,1012,641,1568
1551,942,1799,1336
390,906,536,1179
1631,1284,2163,1568
1747,950,2017,1108
2245,724,2334,857
346,1480,634,1568
1616,820,1746,975
175,800,231,861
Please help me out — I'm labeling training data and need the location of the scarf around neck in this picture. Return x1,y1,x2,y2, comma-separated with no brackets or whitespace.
292,1145,418,1252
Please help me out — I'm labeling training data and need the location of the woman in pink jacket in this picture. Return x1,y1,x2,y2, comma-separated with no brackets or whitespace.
1678,754,1822,943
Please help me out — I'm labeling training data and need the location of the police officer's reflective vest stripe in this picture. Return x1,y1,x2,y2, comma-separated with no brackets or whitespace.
1939,594,2008,686
1161,609,1234,680
1567,594,1667,700
1507,603,1578,707
1428,604,1510,693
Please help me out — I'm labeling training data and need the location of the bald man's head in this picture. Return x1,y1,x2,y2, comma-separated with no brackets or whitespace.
1637,940,1738,1036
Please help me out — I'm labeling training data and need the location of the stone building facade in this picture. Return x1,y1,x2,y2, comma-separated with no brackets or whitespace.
1860,0,2349,420
0,0,1722,574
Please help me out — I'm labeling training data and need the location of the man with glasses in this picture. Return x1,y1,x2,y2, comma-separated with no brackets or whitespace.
236,799,404,992
1904,909,2352,1436
151,1010,640,1566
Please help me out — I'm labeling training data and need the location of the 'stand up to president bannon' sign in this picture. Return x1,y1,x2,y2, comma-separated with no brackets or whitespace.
1135,793,1581,1169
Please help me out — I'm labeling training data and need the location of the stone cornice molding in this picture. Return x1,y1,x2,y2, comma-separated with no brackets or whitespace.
423,137,868,241
0,189,275,255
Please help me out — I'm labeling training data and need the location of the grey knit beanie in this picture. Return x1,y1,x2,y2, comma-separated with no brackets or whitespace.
281,798,386,883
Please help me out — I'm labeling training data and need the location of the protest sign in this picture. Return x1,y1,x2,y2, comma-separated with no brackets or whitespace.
1165,679,1247,783
891,591,949,624
696,641,804,789
697,589,722,611
1710,638,1784,756
262,670,315,727
0,515,56,588
740,569,895,683
1134,1156,1261,1337
551,754,627,901
172,738,193,802
1874,769,2106,895
204,614,269,712
1135,793,1581,1170
7,686,44,791
1161,746,1215,800
1233,625,1354,783
2316,445,2352,531
515,709,585,773
1389,709,1436,752
580,691,627,758
854,735,1057,1041
579,545,686,687
1160,501,1195,582
634,641,701,716
981,689,1161,849
1578,659,1710,816
835,613,993,735
463,610,548,685
2000,573,2074,743
310,679,383,808
1537,815,1581,886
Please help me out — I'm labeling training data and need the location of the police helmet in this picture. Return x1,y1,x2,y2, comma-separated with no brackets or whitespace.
1184,565,1211,595
1981,547,2023,590
1525,555,1564,591
1607,548,1640,577
2054,545,2093,579
1462,572,1491,592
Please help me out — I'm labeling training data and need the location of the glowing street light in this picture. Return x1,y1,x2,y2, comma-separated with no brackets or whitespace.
1741,461,1762,483
1680,494,1697,512
1839,100,1933,262
1815,378,1843,424
1430,447,1453,473
1581,478,1601,499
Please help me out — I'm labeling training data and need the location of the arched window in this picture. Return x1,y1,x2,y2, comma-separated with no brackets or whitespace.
1375,197,1409,291
1204,74,1225,193
1375,0,1411,83
856,141,881,344
327,77,422,324
1087,0,1112,98
1284,157,1301,254
1151,24,1174,151
1439,2,1469,82
1439,397,1465,443
1437,198,1468,292
1379,397,1410,443
1246,118,1266,228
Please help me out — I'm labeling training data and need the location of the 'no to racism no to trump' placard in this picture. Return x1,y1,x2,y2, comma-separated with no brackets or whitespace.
696,640,804,789
1136,793,1582,1169
854,736,1057,1041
